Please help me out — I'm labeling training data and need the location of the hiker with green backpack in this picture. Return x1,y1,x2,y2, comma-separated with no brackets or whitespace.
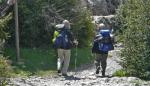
92,23,114,77
53,20,78,76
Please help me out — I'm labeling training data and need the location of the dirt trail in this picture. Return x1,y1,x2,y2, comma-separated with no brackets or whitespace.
7,47,150,86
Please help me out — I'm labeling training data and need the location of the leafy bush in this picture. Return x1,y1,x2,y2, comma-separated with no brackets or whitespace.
72,9,94,47
0,13,12,40
116,0,150,79
0,55,12,77
113,69,127,77
0,56,12,86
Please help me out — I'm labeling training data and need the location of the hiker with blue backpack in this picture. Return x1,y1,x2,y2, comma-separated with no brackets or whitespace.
53,20,78,76
92,23,114,77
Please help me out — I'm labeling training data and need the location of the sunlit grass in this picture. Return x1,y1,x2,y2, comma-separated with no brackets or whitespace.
4,47,94,77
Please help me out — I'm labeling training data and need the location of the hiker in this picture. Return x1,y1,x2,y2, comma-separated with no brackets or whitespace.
92,23,114,77
53,20,78,76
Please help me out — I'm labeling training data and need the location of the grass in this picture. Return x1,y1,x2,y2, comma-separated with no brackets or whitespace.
4,47,94,76
112,69,127,77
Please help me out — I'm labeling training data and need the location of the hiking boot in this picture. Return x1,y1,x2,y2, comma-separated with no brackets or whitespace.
96,66,100,74
102,71,105,77
96,70,99,74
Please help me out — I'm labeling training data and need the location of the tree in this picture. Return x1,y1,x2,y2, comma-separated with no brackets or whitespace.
116,0,150,79
7,0,94,48
0,10,12,78
72,8,94,47
0,13,12,40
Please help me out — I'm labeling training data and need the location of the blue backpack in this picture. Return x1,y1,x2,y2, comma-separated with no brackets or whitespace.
98,29,114,52
53,29,69,49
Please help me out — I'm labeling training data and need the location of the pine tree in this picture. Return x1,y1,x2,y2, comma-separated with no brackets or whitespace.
117,0,150,79
0,13,12,39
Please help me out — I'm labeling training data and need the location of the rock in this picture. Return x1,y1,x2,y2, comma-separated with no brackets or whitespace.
65,81,71,85
115,43,123,48
127,77,139,82
80,0,126,15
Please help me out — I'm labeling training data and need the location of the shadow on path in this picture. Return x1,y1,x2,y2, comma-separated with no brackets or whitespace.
96,75,113,78
64,75,81,80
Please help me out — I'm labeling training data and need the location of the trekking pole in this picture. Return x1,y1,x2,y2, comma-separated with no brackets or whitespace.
74,29,78,75
74,44,78,74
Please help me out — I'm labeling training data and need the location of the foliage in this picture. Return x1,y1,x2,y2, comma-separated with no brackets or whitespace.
0,56,12,86
0,55,12,77
0,13,12,39
113,69,127,77
0,0,5,4
117,0,150,79
0,1,13,80
7,0,93,48
7,0,52,47
72,8,94,47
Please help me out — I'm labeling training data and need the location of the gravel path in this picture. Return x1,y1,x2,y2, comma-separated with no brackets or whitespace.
6,47,150,86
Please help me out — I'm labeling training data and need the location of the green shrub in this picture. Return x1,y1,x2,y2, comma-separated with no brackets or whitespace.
113,69,127,77
116,0,150,79
0,55,12,77
72,9,94,47
0,13,12,40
